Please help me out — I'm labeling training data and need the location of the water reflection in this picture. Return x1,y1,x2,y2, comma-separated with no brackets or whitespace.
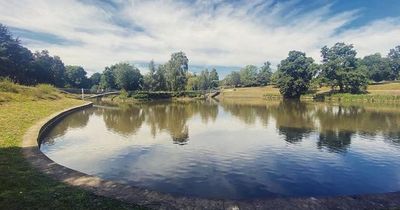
47,100,400,151
41,99,400,199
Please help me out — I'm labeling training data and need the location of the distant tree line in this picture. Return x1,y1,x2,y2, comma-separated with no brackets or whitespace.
1,23,400,98
224,42,400,98
0,24,218,92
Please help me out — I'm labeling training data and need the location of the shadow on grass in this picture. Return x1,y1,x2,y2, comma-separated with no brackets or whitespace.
0,146,144,210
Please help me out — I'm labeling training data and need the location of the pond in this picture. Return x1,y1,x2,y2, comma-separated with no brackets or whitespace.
40,99,400,199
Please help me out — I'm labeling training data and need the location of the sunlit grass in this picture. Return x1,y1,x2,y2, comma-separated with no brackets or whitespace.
0,82,141,209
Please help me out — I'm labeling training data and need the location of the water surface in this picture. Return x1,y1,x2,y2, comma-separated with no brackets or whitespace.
41,99,400,199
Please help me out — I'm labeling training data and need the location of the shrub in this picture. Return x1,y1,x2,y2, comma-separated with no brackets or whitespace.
0,78,19,93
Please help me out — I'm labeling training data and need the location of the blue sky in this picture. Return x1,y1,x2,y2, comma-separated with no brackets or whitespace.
0,0,399,77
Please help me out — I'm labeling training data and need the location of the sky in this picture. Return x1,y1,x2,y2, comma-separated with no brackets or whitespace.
0,0,399,77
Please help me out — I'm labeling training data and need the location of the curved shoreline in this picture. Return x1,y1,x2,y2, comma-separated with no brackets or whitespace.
22,102,400,210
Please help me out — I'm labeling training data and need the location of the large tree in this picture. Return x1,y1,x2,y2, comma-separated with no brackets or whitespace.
153,64,167,91
388,45,400,80
32,50,66,87
65,65,89,88
113,63,143,91
198,69,210,90
99,66,117,90
360,53,391,82
143,60,158,91
89,72,101,86
257,61,273,86
165,52,188,91
239,65,258,86
0,24,34,84
277,51,315,99
321,42,367,93
209,68,219,88
225,71,241,87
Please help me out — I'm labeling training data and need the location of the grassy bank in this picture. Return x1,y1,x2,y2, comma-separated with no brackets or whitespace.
220,82,400,102
0,80,140,209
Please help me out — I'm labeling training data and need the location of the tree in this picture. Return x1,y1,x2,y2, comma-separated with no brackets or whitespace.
342,70,368,93
165,52,188,91
0,24,34,84
186,73,200,90
225,71,241,87
360,53,391,82
113,63,143,91
99,66,117,90
32,50,66,86
209,68,219,88
198,69,210,90
388,45,400,80
65,65,89,88
89,72,101,86
239,65,258,86
258,62,272,86
321,42,368,93
277,51,315,99
143,60,157,91
153,64,167,91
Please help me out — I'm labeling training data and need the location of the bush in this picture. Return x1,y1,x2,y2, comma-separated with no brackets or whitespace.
131,91,172,100
32,84,60,100
0,78,19,93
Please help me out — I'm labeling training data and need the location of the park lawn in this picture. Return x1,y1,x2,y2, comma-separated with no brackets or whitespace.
221,82,400,99
367,82,400,95
221,86,281,98
0,81,140,209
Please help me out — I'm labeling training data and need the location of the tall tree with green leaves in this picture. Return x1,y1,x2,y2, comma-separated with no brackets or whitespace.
209,68,219,88
186,73,200,90
360,53,391,82
239,65,258,86
99,66,117,90
0,24,34,84
89,72,101,86
65,65,89,88
32,50,66,87
198,69,210,90
143,60,158,91
165,52,188,91
388,45,400,80
321,42,368,93
257,61,272,86
225,71,241,87
113,63,143,91
277,51,315,99
153,64,167,91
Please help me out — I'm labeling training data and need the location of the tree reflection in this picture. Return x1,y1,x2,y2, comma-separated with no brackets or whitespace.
317,130,353,152
43,108,92,145
103,104,145,136
273,101,315,143
92,99,400,149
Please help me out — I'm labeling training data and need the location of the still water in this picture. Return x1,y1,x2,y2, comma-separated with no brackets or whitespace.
41,99,400,199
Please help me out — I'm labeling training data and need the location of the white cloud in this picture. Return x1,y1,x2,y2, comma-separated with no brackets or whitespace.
0,0,399,73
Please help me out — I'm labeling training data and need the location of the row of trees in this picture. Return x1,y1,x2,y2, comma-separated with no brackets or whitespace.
2,23,400,98
0,24,97,88
224,62,273,87
1,24,219,92
275,43,400,98
94,52,219,92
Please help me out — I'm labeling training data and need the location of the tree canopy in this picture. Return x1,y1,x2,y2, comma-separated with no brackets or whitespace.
277,51,315,99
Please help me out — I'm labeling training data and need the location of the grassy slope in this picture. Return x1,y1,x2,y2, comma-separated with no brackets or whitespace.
0,81,140,209
221,82,400,101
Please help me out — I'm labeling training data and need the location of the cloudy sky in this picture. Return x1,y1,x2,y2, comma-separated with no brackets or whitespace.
0,0,399,76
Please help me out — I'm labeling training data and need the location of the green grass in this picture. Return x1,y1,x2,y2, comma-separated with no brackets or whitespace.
0,81,141,209
221,82,400,102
